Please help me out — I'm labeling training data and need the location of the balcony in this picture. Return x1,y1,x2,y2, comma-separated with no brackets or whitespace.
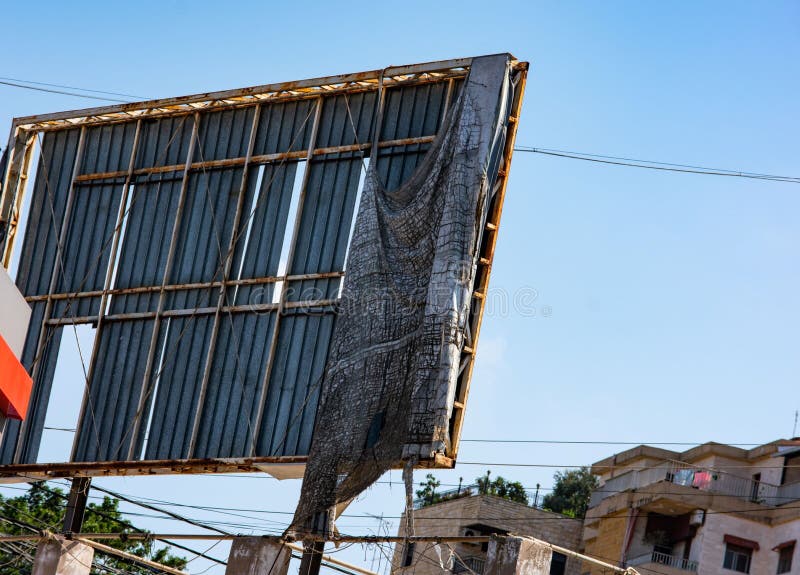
588,460,800,509
452,555,485,575
628,551,698,573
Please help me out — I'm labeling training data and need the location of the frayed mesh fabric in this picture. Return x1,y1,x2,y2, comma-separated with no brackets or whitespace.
288,55,511,536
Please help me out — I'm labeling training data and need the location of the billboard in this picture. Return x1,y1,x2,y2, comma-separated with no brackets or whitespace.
0,55,527,481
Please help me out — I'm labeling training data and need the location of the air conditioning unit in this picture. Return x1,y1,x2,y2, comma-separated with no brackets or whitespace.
689,509,705,526
463,528,480,545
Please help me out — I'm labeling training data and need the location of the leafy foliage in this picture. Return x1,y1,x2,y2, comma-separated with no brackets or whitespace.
475,472,529,505
415,473,441,505
541,467,599,518
0,483,186,574
415,474,473,507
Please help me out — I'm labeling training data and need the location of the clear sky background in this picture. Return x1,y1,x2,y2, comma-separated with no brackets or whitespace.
1,1,799,573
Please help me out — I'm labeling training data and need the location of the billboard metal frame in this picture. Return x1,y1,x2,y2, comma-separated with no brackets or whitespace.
0,55,527,481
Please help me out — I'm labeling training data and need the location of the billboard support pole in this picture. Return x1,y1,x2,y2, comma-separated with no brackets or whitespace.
299,540,325,575
63,477,91,534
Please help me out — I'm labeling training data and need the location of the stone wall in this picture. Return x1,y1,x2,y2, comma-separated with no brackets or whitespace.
391,495,583,575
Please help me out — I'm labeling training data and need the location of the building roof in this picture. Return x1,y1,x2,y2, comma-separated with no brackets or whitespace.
590,439,800,474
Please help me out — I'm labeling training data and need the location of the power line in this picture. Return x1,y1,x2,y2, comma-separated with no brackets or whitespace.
514,146,800,184
0,76,147,100
0,80,134,103
33,483,228,566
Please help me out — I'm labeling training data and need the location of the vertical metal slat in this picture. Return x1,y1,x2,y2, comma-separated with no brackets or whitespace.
127,113,200,458
249,96,323,456
187,104,262,458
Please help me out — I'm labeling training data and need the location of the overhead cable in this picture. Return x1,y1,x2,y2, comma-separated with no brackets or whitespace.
515,146,800,184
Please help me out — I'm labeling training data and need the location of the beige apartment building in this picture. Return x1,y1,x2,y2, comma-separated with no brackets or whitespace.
391,489,584,575
583,440,800,575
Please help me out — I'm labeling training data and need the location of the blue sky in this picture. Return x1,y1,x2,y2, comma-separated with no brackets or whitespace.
1,1,799,572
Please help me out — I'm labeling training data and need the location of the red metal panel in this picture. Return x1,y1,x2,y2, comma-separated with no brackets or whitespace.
0,333,32,420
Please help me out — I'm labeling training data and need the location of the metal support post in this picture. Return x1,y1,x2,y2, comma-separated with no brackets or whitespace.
62,477,91,534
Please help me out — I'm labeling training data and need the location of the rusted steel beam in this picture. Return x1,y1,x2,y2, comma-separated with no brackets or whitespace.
71,135,436,183
25,271,345,302
0,127,36,266
43,298,339,326
13,57,479,130
0,455,309,480
447,64,528,461
77,538,187,575
0,451,451,482
0,533,495,544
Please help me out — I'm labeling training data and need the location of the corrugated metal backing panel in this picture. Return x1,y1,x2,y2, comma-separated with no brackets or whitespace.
72,319,154,461
2,72,486,464
192,312,275,458
231,162,297,307
143,316,214,460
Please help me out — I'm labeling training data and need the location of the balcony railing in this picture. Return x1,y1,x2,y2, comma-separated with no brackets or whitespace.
589,460,800,509
627,551,698,572
452,556,485,575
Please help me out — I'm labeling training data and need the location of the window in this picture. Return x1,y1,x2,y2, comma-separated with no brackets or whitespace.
777,543,794,574
724,543,753,573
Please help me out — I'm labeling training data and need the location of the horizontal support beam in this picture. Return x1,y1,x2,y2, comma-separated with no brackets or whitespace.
76,538,187,575
4,533,495,544
0,453,452,483
27,271,344,303
13,56,486,130
72,135,436,183
44,298,339,326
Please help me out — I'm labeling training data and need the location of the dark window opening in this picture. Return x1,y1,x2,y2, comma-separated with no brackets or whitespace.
723,543,752,573
777,543,794,574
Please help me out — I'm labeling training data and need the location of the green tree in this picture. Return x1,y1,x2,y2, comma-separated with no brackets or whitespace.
542,467,599,518
475,471,529,505
415,473,441,505
0,483,186,574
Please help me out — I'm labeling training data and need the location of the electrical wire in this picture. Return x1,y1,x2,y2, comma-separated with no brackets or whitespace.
514,146,800,184
0,76,147,100
32,483,228,566
0,79,134,103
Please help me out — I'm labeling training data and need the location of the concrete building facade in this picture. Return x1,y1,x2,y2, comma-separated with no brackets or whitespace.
583,440,800,575
391,492,584,575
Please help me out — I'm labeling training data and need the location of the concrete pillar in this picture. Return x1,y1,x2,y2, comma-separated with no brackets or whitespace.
485,536,553,575
32,536,94,575
225,537,292,575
